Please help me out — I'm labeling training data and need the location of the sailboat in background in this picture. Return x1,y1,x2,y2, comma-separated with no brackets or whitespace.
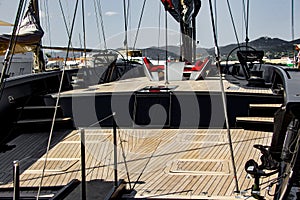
0,0,144,143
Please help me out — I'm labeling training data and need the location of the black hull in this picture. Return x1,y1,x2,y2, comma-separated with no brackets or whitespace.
55,90,282,129
0,69,77,143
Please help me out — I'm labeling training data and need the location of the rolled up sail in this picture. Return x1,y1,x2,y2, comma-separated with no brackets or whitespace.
0,5,44,55
161,0,201,24
161,0,201,63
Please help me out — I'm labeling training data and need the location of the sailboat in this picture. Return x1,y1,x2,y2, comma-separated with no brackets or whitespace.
0,0,300,199
0,0,145,145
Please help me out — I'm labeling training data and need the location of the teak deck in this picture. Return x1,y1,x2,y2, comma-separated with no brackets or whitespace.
0,128,275,199
58,76,274,96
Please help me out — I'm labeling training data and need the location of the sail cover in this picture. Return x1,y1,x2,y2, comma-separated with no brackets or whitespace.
0,5,44,55
161,0,201,24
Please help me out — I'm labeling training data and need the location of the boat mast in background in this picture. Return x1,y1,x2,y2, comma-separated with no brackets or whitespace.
32,0,45,72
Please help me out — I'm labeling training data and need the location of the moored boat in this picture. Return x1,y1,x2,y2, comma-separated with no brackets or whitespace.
0,0,300,199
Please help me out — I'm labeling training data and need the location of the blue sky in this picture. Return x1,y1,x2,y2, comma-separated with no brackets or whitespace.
0,0,299,49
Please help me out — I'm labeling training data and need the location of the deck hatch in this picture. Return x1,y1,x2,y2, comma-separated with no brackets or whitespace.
169,159,230,175
137,85,178,93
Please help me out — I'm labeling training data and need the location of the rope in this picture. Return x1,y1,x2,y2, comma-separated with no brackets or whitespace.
97,0,107,49
164,4,169,85
133,0,147,50
0,0,28,145
123,0,129,59
157,1,162,61
226,0,240,47
81,0,87,67
0,0,26,90
291,0,295,67
93,0,107,49
291,0,294,41
41,0,52,56
118,130,132,190
36,0,80,199
242,0,246,40
208,0,239,193
245,0,250,45
58,0,76,59
214,0,217,38
93,0,102,47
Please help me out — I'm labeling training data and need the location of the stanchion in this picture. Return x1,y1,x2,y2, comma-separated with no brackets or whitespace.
113,119,118,188
13,160,20,200
80,128,86,200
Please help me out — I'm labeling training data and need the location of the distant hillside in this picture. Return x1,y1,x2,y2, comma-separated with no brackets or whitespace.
142,45,210,60
44,36,300,61
212,37,300,59
142,37,300,60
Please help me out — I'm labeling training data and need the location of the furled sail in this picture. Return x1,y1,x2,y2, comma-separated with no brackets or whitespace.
0,4,44,55
161,0,201,24
161,0,201,63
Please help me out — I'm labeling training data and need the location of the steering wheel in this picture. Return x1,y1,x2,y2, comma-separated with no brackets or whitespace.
225,45,256,80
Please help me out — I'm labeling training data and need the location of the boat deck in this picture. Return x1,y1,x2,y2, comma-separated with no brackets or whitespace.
58,76,274,96
0,128,276,199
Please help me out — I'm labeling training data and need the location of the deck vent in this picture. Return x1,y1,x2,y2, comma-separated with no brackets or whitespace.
138,85,178,93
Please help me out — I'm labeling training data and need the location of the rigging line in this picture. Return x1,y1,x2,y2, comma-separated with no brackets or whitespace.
46,1,53,56
96,0,107,49
123,0,128,57
58,0,76,58
245,0,250,45
81,0,87,71
208,0,239,193
158,1,161,61
118,130,132,190
93,0,102,46
59,0,70,36
133,0,147,50
214,0,217,38
291,0,295,67
132,140,162,190
226,0,240,47
0,0,26,92
7,0,28,71
291,0,294,41
242,0,246,37
164,2,169,85
36,0,80,199
0,0,27,144
127,0,131,39
88,113,115,127
43,0,49,43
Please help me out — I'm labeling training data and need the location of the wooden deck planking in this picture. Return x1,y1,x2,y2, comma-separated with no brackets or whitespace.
230,129,254,194
179,130,228,195
0,128,276,199
219,130,257,196
60,77,273,96
193,142,231,196
219,129,250,196
196,148,230,195
128,141,188,195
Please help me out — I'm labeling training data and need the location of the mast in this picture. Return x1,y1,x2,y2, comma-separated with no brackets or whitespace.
161,0,201,63
32,0,45,72
192,0,201,62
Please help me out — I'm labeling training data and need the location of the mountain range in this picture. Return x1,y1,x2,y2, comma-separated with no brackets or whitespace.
141,37,300,60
